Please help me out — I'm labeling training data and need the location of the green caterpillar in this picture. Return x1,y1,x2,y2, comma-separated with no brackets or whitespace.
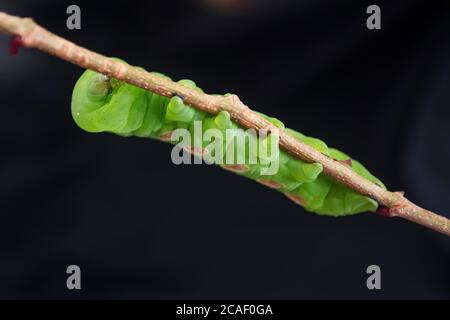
71,59,386,216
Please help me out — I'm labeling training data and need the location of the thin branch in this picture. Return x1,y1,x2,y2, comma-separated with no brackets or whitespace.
0,11,448,236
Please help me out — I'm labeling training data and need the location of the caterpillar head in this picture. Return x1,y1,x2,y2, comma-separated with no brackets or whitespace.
89,73,111,95
71,65,146,134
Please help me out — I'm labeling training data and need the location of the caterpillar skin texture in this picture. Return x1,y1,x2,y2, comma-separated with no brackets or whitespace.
71,61,386,216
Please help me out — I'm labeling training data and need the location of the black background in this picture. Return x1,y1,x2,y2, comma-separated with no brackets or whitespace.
0,0,449,299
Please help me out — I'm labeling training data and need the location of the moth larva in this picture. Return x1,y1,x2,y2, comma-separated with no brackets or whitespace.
71,59,386,216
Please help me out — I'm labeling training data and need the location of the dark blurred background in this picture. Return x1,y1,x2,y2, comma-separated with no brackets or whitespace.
0,0,449,299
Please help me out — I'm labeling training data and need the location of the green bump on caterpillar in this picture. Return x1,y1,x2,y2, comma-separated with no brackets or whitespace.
71,60,386,216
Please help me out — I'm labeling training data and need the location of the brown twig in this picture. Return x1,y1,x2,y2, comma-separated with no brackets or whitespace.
0,11,448,236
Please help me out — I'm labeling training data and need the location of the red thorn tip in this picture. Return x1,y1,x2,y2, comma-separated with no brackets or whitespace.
376,206,392,218
9,36,23,56
340,159,352,167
